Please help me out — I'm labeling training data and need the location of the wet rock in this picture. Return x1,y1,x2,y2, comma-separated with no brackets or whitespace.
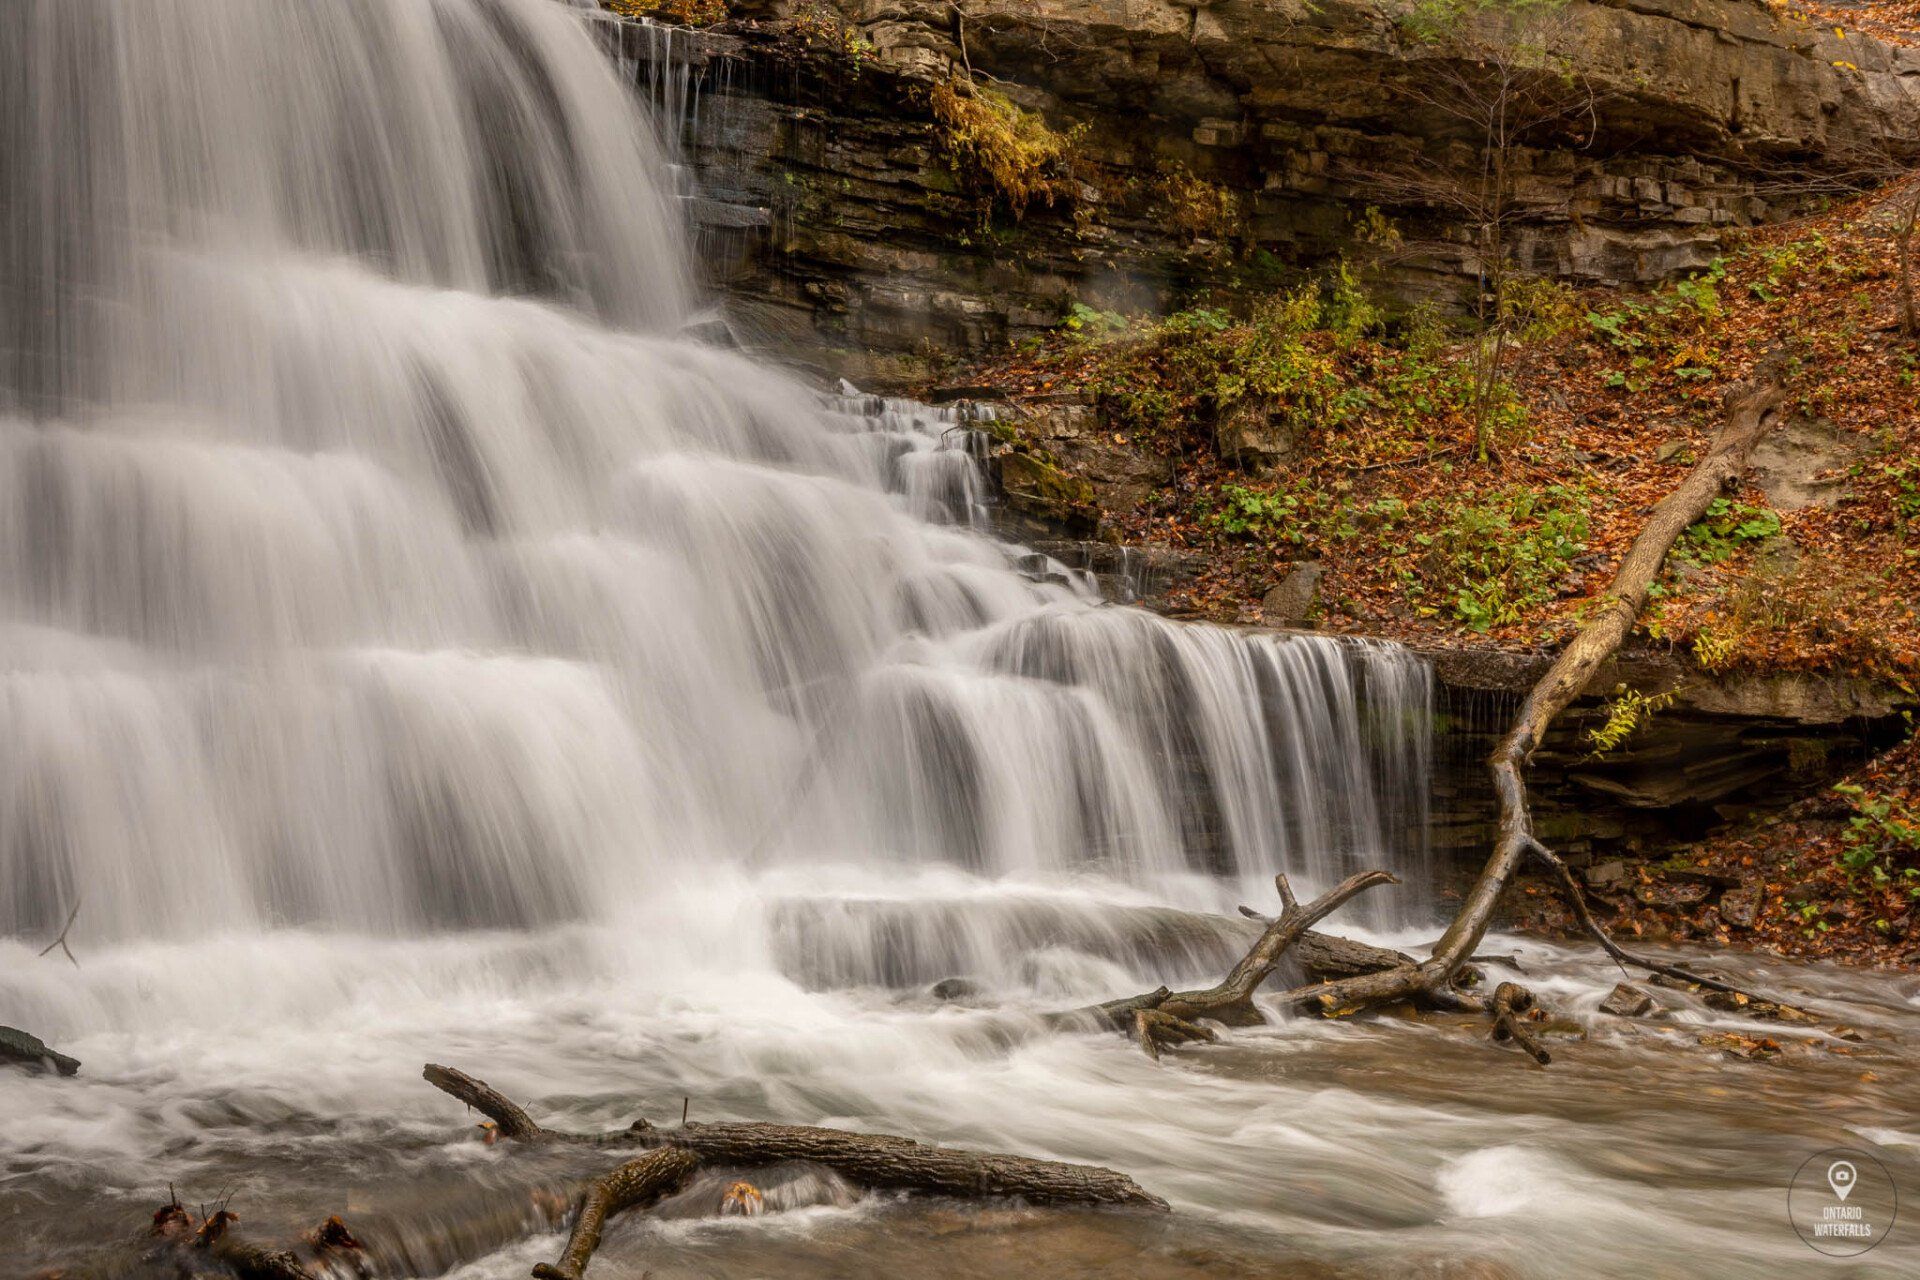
929,977,983,1002
927,384,1005,405
0,1026,79,1076
1598,982,1654,1018
1261,562,1323,628
1703,991,1818,1024
1718,887,1759,929
1583,859,1627,888
1699,1030,1783,1062
995,450,1097,533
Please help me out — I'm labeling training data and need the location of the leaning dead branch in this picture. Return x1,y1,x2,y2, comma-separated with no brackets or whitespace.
1250,368,1791,1046
1525,840,1816,1014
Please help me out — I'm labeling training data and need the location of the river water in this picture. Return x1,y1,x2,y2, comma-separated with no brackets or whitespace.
2,2,1916,1276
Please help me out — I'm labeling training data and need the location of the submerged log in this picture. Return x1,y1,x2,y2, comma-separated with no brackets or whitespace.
627,1119,1165,1209
0,1025,80,1077
421,1064,1167,1211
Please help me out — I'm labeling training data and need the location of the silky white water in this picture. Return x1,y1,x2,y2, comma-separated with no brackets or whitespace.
3,4,1917,1277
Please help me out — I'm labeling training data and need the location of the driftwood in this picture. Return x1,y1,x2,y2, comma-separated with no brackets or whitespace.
62,1196,364,1280
530,1150,700,1280
1064,369,1793,1063
1488,982,1551,1066
422,1062,1165,1279
1061,870,1402,1056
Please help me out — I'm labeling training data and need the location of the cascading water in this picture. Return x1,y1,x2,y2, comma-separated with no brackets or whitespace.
7,6,1915,1279
1,0,1430,958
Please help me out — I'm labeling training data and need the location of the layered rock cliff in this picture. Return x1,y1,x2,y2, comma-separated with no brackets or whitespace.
605,0,1919,382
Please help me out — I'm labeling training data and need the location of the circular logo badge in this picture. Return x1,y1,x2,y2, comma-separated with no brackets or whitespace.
1788,1147,1898,1257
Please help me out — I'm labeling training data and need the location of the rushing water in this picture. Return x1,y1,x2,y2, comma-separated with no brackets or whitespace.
2,3,1915,1277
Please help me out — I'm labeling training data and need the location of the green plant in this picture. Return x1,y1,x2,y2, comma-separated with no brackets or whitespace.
1677,498,1781,566
1883,460,1920,528
1208,484,1312,542
1831,782,1920,895
1586,685,1678,756
1061,301,1127,340
1407,483,1591,631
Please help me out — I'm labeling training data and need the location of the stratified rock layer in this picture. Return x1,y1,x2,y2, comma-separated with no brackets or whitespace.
607,0,1920,381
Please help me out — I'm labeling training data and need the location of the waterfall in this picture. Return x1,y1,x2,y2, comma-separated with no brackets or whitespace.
0,0,1431,999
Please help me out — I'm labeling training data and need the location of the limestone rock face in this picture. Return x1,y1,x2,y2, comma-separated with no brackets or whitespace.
619,2,1920,382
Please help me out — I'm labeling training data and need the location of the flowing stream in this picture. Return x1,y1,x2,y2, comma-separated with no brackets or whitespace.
2,3,1916,1277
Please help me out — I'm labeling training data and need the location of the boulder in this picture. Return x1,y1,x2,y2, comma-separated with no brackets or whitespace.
1598,982,1654,1018
929,977,983,1002
1215,399,1303,472
1718,887,1759,929
1262,561,1323,628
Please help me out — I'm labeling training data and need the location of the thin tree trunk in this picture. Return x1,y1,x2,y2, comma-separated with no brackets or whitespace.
1898,187,1917,339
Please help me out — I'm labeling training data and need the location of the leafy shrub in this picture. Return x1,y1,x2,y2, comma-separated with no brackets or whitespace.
608,0,728,25
1832,782,1920,895
1208,484,1312,542
1678,498,1781,566
789,2,874,64
1586,685,1677,756
1406,484,1591,631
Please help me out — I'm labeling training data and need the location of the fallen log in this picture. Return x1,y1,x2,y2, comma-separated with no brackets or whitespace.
421,1064,1167,1211
628,1119,1165,1208
1253,368,1793,1048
